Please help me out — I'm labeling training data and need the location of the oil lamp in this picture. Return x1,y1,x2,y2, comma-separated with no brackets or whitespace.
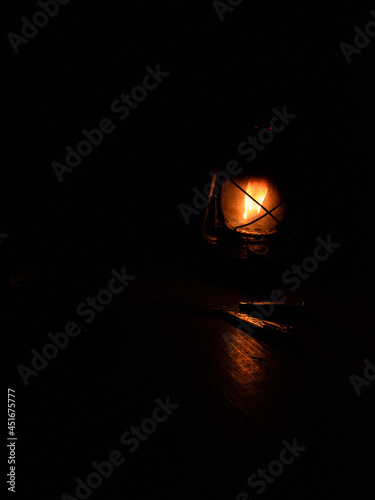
202,171,294,260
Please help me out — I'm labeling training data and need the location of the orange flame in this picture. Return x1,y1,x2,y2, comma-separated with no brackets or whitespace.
243,180,268,219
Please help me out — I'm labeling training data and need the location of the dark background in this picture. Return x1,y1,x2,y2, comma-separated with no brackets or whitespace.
4,1,375,499
3,0,375,278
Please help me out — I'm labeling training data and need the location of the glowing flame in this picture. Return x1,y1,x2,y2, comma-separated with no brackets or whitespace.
243,180,268,219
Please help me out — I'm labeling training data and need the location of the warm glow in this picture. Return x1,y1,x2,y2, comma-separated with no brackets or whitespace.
243,180,268,219
219,175,287,235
